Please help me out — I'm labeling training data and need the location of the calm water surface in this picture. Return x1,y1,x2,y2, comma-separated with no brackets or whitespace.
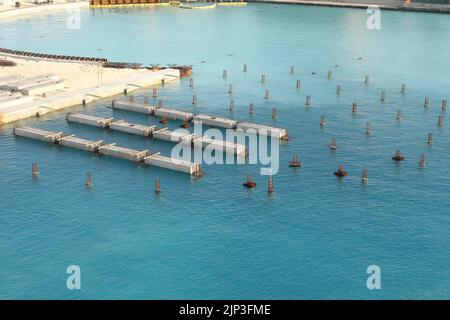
0,4,449,299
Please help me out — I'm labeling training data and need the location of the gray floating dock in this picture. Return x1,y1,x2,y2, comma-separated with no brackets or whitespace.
13,126,62,143
109,120,155,137
152,128,193,143
193,136,246,156
59,135,103,152
66,113,113,128
236,122,288,140
193,114,237,129
112,100,155,115
144,153,201,175
154,107,194,121
98,144,149,162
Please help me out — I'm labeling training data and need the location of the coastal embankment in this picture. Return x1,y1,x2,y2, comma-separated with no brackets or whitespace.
0,52,179,124
247,0,450,13
0,1,89,22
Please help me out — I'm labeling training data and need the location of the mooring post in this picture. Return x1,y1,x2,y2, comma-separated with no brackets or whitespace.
392,149,405,161
192,94,197,105
442,99,448,110
223,69,227,78
129,94,134,103
352,103,357,113
364,75,369,85
419,153,426,167
228,84,233,95
327,70,332,79
361,168,369,183
267,175,274,193
428,132,433,145
144,96,148,105
438,115,444,127
189,78,194,88
229,100,235,112
290,66,295,74
155,179,161,194
249,103,255,115
424,97,430,108
296,80,301,89
272,108,277,119
330,137,337,150
336,84,341,95
85,172,93,188
243,175,256,188
157,99,163,108
396,109,403,121
32,162,39,178
366,122,372,135
261,74,266,84
123,88,128,96
401,83,406,94
320,115,326,127
243,64,248,72
381,91,386,102
152,88,157,98
305,96,311,106
264,89,270,100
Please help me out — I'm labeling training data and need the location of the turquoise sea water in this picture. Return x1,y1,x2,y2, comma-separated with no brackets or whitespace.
0,4,450,299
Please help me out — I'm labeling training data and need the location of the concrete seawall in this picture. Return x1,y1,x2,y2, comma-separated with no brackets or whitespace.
247,0,450,13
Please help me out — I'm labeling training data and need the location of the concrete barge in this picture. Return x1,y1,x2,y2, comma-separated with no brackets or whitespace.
144,153,201,175
13,126,62,143
59,135,103,152
13,126,202,175
236,122,289,140
154,107,194,121
109,120,155,137
66,113,113,128
193,114,238,129
112,100,155,115
152,128,193,143
98,144,149,162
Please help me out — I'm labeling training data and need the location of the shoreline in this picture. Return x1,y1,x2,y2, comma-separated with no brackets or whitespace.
0,1,90,22
0,0,448,22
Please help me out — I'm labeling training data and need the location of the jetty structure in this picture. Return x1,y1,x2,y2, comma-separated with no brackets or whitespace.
65,113,247,156
13,126,202,176
111,99,289,140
